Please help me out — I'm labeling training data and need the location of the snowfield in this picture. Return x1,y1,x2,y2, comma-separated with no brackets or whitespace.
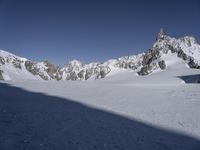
0,60,200,149
1,31,200,149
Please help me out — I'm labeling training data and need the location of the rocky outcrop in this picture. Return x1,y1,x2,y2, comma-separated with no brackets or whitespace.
138,62,159,76
188,58,200,69
177,50,188,61
0,56,5,65
25,61,39,75
12,58,23,69
95,65,111,79
138,65,152,76
61,60,111,80
136,29,200,76
158,60,166,70
0,70,4,80
25,61,49,80
42,60,61,80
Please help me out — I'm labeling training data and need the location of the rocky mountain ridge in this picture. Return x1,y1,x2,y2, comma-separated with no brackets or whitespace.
0,29,200,81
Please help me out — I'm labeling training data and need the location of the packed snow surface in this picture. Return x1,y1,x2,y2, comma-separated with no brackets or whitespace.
1,61,200,149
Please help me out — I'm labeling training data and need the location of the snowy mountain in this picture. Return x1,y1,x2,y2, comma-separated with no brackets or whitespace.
0,50,61,81
0,28,200,81
1,29,200,150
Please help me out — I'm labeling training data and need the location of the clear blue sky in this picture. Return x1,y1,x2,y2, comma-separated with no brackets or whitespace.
0,0,200,64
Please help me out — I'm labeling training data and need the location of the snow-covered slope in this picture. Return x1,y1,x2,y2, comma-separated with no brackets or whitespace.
1,75,200,149
0,28,200,81
0,50,61,81
0,50,40,80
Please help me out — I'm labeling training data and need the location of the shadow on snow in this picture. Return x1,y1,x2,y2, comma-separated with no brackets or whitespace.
178,74,200,84
0,83,200,150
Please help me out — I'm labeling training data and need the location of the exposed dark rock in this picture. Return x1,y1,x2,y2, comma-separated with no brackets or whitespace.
0,70,4,80
117,56,131,69
137,65,152,76
142,51,152,66
0,56,5,65
25,61,38,75
188,58,200,69
177,50,188,60
43,60,61,80
142,48,161,67
25,60,50,80
70,71,78,81
158,60,166,70
12,58,23,69
95,66,111,79
168,45,178,53
77,70,85,80
151,48,161,60
85,70,92,80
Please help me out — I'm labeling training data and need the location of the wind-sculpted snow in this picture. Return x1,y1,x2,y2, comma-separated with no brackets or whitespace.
0,28,200,81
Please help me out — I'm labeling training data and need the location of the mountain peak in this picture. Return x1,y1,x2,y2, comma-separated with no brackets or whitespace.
156,27,165,40
0,30,200,81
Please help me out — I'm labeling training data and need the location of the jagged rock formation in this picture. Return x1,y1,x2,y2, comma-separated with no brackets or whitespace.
60,60,111,80
137,28,200,75
0,28,200,80
158,60,166,70
0,70,4,80
24,60,61,80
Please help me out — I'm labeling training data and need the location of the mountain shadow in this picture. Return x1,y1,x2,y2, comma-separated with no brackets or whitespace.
178,74,200,83
0,83,200,150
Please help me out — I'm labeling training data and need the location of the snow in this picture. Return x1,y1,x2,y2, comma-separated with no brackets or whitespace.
0,50,41,80
1,33,200,81
0,33,200,149
167,36,200,65
0,49,27,62
1,60,200,149
1,64,40,81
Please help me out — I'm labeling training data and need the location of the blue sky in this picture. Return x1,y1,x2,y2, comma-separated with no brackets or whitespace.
0,0,200,64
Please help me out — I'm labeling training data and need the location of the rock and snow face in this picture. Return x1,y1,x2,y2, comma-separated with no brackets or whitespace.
138,29,200,75
0,50,60,81
0,50,38,80
0,29,200,81
60,60,110,80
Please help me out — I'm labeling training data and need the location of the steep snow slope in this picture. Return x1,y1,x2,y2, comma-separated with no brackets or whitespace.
0,50,61,80
0,50,41,80
169,36,200,65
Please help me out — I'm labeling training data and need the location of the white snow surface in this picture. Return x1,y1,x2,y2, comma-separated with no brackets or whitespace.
1,60,200,149
1,33,200,149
